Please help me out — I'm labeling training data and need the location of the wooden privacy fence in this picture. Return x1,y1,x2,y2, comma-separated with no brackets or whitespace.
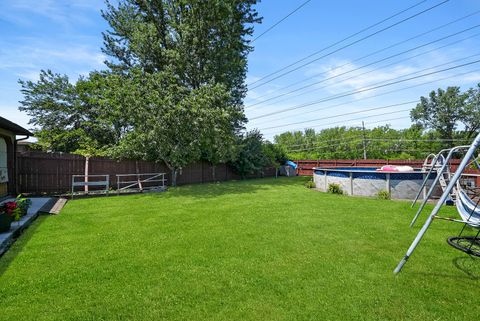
16,151,276,195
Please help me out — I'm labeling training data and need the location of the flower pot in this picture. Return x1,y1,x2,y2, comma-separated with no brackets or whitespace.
0,213,13,233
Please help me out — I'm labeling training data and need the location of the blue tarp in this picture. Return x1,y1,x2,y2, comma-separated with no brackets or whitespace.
286,160,297,169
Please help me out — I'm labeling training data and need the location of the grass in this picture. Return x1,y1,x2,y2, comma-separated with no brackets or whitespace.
0,177,479,320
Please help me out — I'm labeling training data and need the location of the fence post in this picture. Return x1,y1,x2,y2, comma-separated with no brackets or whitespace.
84,156,89,193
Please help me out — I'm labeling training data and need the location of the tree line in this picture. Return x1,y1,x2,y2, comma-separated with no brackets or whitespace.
275,85,480,160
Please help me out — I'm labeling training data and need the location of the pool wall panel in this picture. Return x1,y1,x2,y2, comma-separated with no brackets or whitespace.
313,167,442,200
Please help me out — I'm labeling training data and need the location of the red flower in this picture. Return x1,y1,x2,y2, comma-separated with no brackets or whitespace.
1,201,17,216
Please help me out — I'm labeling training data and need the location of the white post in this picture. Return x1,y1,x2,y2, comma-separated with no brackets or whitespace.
386,173,390,195
349,172,353,195
324,171,327,192
84,156,89,193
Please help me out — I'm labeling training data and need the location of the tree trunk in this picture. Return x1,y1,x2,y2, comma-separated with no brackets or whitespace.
135,160,143,191
212,164,216,182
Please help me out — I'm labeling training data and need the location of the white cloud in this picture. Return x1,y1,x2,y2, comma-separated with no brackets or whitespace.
0,41,106,82
0,0,104,27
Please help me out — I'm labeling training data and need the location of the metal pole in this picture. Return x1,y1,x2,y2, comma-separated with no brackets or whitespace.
362,121,367,160
394,133,480,274
409,146,470,228
411,150,447,208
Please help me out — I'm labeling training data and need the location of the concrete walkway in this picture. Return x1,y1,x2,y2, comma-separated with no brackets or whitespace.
0,197,52,256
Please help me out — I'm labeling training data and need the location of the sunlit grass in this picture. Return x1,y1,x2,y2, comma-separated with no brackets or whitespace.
0,177,478,320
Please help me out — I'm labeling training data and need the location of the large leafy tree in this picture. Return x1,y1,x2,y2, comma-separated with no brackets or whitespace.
410,87,468,142
102,0,260,115
463,83,480,138
18,70,120,155
18,0,261,176
99,0,261,179
103,69,239,186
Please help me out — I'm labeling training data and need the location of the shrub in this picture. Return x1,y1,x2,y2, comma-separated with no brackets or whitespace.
377,190,391,200
16,194,32,217
305,180,316,189
328,183,343,195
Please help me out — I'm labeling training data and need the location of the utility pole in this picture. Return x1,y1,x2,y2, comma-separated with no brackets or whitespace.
362,121,367,160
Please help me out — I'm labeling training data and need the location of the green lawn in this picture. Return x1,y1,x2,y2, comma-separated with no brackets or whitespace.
1,177,479,320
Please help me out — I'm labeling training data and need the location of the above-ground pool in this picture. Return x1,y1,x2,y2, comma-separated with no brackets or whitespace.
313,167,441,200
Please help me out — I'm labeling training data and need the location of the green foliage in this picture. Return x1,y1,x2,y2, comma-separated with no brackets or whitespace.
18,70,122,156
464,83,480,138
229,130,270,178
262,142,287,168
304,180,316,189
328,183,343,195
377,190,391,200
274,124,473,160
101,69,241,186
102,0,260,110
410,86,468,142
15,195,32,216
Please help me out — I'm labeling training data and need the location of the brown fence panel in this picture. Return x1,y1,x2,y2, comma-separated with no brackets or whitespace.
16,151,276,195
17,151,85,194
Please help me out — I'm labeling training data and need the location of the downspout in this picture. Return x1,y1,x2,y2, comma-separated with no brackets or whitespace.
14,135,30,195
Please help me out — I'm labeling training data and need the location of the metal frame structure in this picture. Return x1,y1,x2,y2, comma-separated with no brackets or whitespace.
116,173,166,194
394,132,480,274
71,175,110,198
410,149,449,208
409,146,471,227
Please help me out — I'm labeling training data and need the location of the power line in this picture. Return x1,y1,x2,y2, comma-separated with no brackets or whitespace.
260,101,418,130
253,66,480,127
249,32,480,111
246,9,480,103
248,0,450,89
254,53,480,130
270,115,412,138
284,137,465,153
286,140,441,153
247,0,431,86
247,24,480,109
264,108,413,135
251,0,313,43
250,59,480,120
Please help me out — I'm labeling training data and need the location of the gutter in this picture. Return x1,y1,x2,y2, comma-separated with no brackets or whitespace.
14,135,31,195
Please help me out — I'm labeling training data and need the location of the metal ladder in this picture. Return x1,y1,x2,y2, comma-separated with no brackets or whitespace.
437,166,456,203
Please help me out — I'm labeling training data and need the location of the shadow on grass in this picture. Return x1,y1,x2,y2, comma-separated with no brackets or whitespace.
0,215,47,277
158,176,310,200
410,255,480,281
453,256,480,280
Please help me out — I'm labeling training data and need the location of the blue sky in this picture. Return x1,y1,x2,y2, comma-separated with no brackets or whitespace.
1,0,480,141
